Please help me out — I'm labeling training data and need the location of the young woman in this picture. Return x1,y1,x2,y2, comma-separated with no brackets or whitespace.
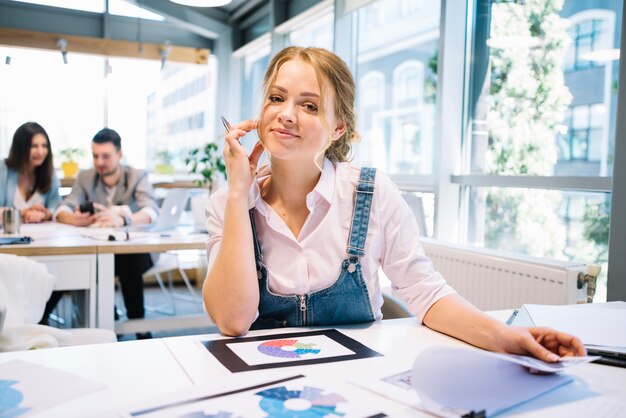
203,47,585,362
0,122,60,222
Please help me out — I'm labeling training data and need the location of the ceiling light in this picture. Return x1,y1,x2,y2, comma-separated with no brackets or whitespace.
169,0,232,7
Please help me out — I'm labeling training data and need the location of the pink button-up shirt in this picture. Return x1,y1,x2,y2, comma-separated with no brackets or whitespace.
205,160,455,323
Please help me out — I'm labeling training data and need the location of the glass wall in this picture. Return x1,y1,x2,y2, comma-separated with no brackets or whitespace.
286,8,334,50
464,0,622,301
352,0,440,176
239,40,271,121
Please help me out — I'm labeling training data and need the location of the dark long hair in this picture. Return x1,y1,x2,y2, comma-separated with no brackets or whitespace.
6,122,54,193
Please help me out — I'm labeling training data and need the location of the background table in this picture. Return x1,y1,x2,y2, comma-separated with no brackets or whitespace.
0,223,208,331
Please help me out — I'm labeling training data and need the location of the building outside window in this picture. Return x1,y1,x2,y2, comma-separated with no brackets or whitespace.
145,58,217,171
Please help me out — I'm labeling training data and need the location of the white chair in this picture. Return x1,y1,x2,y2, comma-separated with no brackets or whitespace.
0,253,116,351
142,252,202,316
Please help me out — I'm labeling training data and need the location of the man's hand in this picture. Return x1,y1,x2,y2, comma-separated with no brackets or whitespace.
68,209,96,226
92,203,124,227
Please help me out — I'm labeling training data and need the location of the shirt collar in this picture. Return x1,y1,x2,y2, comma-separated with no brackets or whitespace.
248,159,336,214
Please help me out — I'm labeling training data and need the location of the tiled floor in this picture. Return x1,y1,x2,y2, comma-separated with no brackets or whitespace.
116,284,219,341
50,283,220,341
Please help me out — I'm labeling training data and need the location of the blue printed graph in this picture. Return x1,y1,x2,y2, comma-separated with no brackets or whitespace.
256,385,346,417
0,380,30,418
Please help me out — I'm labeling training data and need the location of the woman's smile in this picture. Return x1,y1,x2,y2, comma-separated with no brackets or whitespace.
270,127,299,140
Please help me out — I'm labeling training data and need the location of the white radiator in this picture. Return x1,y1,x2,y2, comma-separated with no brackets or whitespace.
420,238,587,311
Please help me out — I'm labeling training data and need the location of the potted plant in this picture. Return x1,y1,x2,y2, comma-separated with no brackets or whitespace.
185,142,226,191
59,147,85,178
185,142,226,231
155,150,175,175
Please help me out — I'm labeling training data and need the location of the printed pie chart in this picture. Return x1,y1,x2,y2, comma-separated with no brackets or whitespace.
257,339,321,358
257,385,346,417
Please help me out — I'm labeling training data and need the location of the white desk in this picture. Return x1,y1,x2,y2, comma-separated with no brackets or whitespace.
0,339,191,417
0,223,208,331
1,318,624,417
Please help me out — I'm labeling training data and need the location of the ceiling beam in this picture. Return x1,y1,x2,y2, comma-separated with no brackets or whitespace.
133,0,230,38
0,0,214,48
0,27,209,64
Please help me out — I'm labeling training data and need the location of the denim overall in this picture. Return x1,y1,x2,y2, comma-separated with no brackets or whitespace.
250,167,377,330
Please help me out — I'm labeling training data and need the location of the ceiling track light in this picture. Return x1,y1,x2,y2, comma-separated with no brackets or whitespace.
169,0,232,7
160,40,172,70
57,38,68,64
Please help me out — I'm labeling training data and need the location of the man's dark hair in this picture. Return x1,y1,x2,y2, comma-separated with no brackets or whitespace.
92,128,121,151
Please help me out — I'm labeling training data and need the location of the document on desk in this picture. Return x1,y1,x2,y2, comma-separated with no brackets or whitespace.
202,329,382,373
518,302,626,348
352,347,596,418
123,373,388,418
0,359,105,417
80,227,154,242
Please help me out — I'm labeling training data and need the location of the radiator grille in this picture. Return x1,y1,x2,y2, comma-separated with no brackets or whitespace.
421,239,586,310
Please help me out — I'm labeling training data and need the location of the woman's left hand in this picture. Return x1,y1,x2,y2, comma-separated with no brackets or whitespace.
497,326,587,362
21,205,51,223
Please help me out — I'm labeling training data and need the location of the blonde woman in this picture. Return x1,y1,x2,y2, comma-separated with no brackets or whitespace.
203,46,585,362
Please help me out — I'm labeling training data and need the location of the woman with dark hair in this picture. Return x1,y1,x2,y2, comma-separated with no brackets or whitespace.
0,122,60,223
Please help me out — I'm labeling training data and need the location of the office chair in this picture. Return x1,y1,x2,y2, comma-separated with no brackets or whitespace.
0,253,116,351
381,293,413,319
142,252,202,316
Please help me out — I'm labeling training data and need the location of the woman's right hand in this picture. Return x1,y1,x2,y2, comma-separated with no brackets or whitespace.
223,119,264,194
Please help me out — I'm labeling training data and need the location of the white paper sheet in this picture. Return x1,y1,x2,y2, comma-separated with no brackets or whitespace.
0,360,105,417
411,347,576,417
523,304,626,347
123,374,386,418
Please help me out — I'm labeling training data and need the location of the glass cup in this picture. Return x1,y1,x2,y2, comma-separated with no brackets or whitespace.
2,207,20,234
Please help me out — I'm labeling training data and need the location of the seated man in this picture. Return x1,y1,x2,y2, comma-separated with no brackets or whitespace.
49,128,159,339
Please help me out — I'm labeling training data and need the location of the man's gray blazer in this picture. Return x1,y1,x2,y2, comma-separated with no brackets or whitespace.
60,165,158,214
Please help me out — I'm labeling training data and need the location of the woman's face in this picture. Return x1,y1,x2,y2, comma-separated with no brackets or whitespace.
258,59,342,164
29,133,49,168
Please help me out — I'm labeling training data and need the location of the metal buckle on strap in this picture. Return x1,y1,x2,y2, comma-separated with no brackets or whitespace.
354,185,374,194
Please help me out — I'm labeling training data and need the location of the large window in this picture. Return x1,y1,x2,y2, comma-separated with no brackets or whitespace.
352,0,439,177
0,46,216,172
237,37,271,121
0,46,105,167
284,5,334,50
461,0,622,301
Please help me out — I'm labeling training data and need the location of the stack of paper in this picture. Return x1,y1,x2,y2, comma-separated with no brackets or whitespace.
511,302,626,365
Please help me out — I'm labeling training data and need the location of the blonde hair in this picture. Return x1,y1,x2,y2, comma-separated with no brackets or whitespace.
260,46,360,162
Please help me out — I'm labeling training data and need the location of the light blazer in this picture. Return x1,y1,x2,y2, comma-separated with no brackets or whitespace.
0,160,61,209
60,165,158,214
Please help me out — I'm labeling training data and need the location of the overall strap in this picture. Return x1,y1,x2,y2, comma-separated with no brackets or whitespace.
346,167,376,258
249,209,264,262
